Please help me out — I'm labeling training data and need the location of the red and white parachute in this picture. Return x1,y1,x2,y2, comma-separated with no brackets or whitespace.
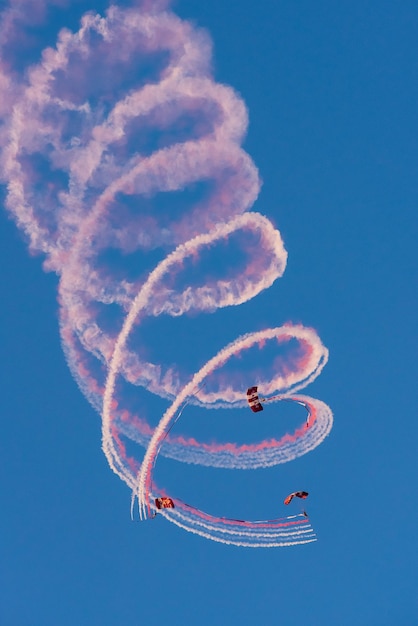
246,387,264,413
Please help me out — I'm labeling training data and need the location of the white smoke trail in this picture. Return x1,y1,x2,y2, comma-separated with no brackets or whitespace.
0,0,333,547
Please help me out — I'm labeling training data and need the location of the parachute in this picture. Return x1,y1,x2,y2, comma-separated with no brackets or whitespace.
246,386,264,412
155,497,175,510
284,491,309,506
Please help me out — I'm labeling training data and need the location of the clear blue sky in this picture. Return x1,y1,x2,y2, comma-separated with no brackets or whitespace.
1,1,417,624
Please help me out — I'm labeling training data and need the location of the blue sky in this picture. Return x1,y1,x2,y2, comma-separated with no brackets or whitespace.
1,1,417,624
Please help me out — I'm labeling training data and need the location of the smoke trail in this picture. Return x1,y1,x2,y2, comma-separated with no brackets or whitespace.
0,0,333,547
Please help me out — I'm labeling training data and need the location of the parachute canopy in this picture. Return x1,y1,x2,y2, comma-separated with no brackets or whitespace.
155,497,175,510
284,491,309,505
246,386,264,413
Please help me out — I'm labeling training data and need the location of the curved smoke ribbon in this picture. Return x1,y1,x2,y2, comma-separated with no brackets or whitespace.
0,0,333,546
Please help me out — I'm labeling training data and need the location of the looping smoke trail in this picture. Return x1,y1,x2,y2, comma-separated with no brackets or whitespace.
1,0,333,547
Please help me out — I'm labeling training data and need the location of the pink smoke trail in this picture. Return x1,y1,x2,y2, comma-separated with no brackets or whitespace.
0,0,333,547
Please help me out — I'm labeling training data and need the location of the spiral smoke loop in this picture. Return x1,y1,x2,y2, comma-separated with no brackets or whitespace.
1,1,333,546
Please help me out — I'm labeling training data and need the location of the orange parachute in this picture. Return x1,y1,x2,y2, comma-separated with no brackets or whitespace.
284,491,309,505
155,497,175,509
